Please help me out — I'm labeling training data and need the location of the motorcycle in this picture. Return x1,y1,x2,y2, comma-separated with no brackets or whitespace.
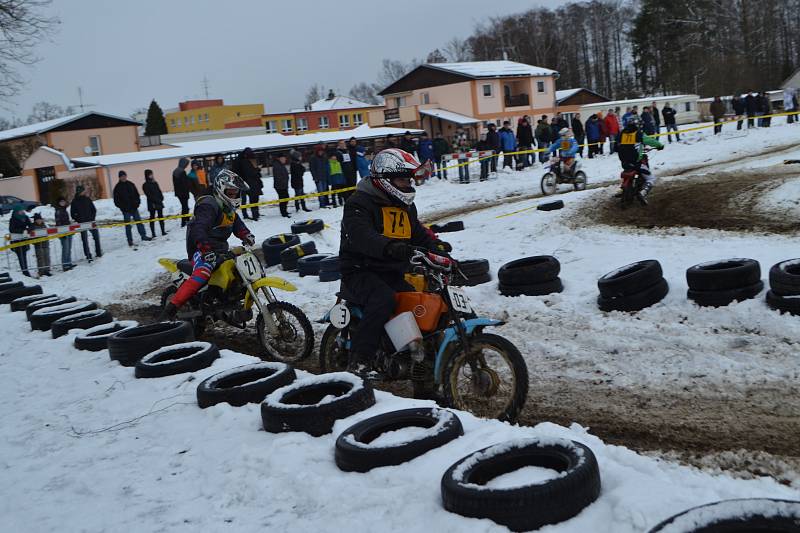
540,156,588,196
319,249,529,423
158,245,314,363
619,149,654,209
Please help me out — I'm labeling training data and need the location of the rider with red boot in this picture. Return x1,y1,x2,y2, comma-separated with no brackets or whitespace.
161,169,255,319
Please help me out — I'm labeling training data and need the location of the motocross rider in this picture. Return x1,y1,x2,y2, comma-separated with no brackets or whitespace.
616,118,664,203
161,169,256,319
339,148,450,376
546,127,579,177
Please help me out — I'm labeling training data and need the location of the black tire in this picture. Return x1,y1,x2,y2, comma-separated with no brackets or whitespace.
0,281,23,291
262,233,301,267
0,284,43,304
319,270,341,282
688,280,764,308
196,362,297,408
27,296,76,320
261,372,376,437
541,172,557,195
598,278,669,312
499,278,563,297
573,170,587,191
430,221,465,233
457,259,490,277
769,259,800,296
135,341,220,378
10,293,56,312
498,256,560,286
51,309,113,339
766,290,800,316
441,333,528,423
335,408,464,473
319,324,349,373
280,241,317,271
537,199,564,211
452,271,492,287
30,301,97,331
255,301,314,363
441,438,601,532
108,321,194,367
648,498,800,532
686,258,761,291
319,255,340,273
73,320,139,352
290,218,324,234
597,260,663,298
297,253,332,277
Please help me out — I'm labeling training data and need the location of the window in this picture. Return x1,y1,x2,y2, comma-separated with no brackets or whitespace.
482,84,493,97
537,81,545,93
177,117,182,126
204,113,209,122
189,116,194,125
88,136,101,156
297,117,308,132
396,96,406,107
684,102,692,112
281,119,293,132
319,116,330,129
339,114,350,128
170,119,176,128
197,114,202,124
421,92,430,105
265,121,277,133
353,113,363,126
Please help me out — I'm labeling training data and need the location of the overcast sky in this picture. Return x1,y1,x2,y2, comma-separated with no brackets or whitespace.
6,0,568,121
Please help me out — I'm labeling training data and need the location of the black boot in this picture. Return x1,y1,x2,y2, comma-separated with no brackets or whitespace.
638,183,653,205
158,302,178,322
301,200,311,212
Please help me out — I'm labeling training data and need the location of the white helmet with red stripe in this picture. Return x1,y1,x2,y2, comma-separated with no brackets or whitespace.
370,148,431,205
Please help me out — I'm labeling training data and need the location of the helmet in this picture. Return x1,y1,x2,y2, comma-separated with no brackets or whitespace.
369,148,431,205
213,169,249,212
559,127,572,138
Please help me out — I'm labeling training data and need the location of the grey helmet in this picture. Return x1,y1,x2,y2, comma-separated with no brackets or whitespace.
213,169,249,211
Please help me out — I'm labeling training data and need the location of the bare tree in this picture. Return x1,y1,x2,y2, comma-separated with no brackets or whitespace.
443,37,473,62
348,82,382,105
304,83,325,106
0,0,59,101
27,101,71,123
376,59,416,88
426,48,447,63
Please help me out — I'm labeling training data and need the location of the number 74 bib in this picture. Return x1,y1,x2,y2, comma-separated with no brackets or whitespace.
381,207,411,239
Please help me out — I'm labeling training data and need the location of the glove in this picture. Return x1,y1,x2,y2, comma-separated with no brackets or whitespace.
242,233,256,247
196,242,217,266
384,240,413,261
433,240,452,254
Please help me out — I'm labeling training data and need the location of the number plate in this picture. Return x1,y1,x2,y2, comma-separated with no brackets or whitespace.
329,303,351,329
447,287,472,314
236,252,263,282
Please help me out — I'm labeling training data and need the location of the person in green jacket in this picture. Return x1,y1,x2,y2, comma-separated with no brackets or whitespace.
616,119,664,204
328,152,345,207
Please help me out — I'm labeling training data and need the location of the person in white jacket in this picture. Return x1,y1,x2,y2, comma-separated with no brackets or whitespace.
784,88,798,124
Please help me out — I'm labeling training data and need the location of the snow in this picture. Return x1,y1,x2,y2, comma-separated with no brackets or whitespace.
0,111,138,142
484,465,566,489
77,320,138,338
263,371,364,409
343,408,456,449
654,498,800,533
53,309,107,321
757,177,800,217
418,108,480,125
202,361,289,388
290,95,379,112
599,260,648,280
139,341,213,366
30,300,93,316
556,88,585,103
430,60,558,78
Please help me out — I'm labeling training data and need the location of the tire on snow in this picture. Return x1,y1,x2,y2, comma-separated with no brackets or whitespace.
335,408,463,473
261,372,375,437
766,290,800,316
648,498,800,533
262,233,301,267
441,438,601,532
135,341,219,378
290,219,324,235
108,321,194,366
499,278,563,297
196,361,297,408
598,278,669,313
280,241,317,271
687,280,764,308
26,296,76,320
498,256,560,286
597,260,663,298
297,253,332,277
30,301,97,331
0,284,42,304
74,320,139,352
769,259,800,296
10,293,56,312
51,309,113,338
686,258,760,291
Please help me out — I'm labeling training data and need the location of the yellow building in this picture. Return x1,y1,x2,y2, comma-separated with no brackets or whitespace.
165,99,265,133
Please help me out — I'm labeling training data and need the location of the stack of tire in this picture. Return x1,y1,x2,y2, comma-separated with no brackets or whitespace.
451,259,491,287
766,258,800,315
297,253,332,277
0,279,43,304
291,219,324,235
686,258,763,307
280,242,318,271
107,321,195,367
262,233,300,267
597,260,669,312
317,255,340,282
498,256,564,296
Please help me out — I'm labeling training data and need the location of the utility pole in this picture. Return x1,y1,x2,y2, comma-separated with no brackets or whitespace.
202,76,210,99
73,87,95,112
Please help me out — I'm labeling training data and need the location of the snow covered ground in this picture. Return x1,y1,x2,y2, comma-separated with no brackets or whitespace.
0,116,799,531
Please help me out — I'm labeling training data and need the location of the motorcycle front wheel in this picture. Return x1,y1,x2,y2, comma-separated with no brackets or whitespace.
573,171,587,191
319,324,349,372
441,332,528,423
256,301,314,363
540,172,558,195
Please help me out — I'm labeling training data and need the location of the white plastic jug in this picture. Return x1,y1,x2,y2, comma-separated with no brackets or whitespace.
384,311,423,351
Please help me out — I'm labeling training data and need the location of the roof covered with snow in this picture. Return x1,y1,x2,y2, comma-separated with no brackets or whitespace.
290,95,382,113
71,125,423,167
580,94,700,109
418,108,479,125
429,60,557,79
0,112,140,143
556,89,583,102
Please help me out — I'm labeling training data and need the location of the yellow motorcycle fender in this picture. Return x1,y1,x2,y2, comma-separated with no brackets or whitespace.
244,277,298,309
158,258,178,273
208,259,238,291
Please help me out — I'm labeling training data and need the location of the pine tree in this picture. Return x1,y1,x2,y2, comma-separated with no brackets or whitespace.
144,99,167,135
0,145,21,178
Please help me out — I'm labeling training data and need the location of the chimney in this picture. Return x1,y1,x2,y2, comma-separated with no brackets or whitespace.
327,89,335,100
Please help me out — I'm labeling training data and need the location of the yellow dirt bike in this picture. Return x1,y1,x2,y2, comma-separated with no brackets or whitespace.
158,245,314,363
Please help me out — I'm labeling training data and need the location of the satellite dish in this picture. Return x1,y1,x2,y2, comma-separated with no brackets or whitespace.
83,146,92,155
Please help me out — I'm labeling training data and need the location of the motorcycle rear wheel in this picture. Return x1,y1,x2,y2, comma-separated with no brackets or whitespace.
256,301,314,363
573,171,587,191
441,333,528,423
319,324,349,372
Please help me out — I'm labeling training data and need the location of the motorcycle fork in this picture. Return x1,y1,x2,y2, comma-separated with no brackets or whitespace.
244,282,279,336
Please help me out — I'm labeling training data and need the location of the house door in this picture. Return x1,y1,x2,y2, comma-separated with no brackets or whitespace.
35,166,56,203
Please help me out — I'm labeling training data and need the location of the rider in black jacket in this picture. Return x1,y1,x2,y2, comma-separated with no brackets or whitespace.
339,148,448,375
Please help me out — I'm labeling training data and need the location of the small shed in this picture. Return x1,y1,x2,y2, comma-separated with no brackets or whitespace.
781,67,800,89
556,88,610,121
580,94,700,125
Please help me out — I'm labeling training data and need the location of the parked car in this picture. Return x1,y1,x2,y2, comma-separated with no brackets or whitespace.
0,195,40,215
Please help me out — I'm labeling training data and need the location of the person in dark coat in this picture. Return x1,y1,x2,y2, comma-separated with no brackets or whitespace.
416,132,434,166
70,185,101,261
345,137,361,196
432,132,451,179
651,102,661,134
760,92,772,127
732,95,746,130
208,154,227,189
641,107,656,135
745,92,757,128
31,213,51,276
571,113,585,157
516,118,534,168
289,151,311,212
233,147,263,220
113,170,151,247
54,196,75,271
475,134,491,181
272,153,291,218
485,123,500,173
172,157,191,227
661,102,680,142
710,96,726,134
585,114,601,158
309,144,330,208
9,205,33,276
338,139,357,201
143,169,167,237
400,131,416,156
535,116,553,163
